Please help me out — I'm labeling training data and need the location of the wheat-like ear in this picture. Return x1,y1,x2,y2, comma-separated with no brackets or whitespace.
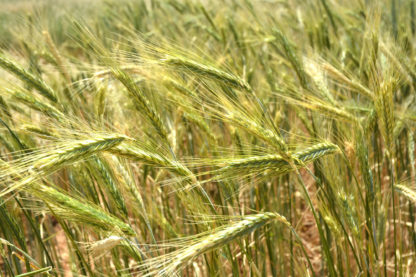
84,236,125,257
225,110,288,152
374,79,396,155
21,124,55,138
0,159,135,236
31,183,136,236
110,143,191,177
275,92,359,123
110,141,215,213
272,28,309,89
134,212,289,276
211,142,339,181
6,88,65,121
43,30,70,82
0,55,57,102
111,68,169,142
395,184,416,202
162,56,251,91
321,62,373,98
0,134,127,196
31,135,126,172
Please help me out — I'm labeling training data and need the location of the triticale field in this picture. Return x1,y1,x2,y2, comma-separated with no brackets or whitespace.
0,0,416,276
